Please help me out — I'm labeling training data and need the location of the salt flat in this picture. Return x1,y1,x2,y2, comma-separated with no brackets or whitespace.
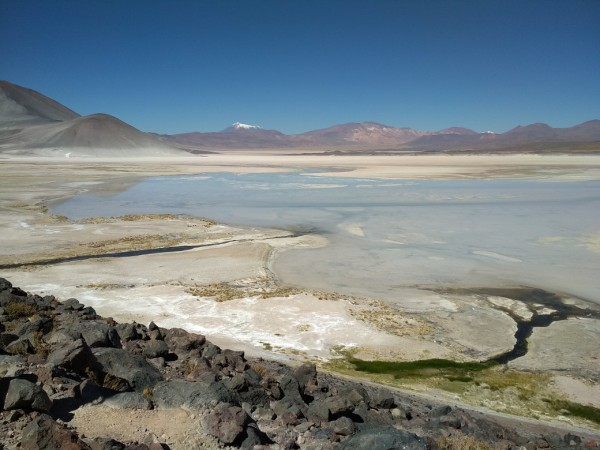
1,152,600,420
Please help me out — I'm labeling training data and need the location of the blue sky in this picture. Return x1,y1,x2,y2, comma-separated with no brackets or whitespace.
1,1,599,134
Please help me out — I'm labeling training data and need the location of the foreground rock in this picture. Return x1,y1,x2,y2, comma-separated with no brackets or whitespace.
1,277,599,449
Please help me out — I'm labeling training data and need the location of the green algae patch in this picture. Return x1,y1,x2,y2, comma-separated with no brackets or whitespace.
349,357,496,379
543,399,600,425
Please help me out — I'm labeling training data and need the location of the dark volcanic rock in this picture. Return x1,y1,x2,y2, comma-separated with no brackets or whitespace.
142,339,169,359
201,402,251,445
47,338,97,374
5,337,35,355
92,347,163,392
163,327,206,353
152,379,238,409
21,413,93,449
338,426,427,449
78,321,122,348
0,277,12,291
3,378,52,412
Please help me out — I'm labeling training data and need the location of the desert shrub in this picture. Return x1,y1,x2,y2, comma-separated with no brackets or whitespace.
31,330,50,358
5,301,37,318
250,362,269,378
437,434,498,450
143,386,153,400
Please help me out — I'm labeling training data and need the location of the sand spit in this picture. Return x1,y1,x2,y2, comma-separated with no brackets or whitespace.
1,153,600,427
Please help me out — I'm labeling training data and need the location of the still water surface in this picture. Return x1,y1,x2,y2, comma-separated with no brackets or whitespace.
53,173,600,303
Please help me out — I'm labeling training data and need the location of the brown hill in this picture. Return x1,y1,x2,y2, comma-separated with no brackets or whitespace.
295,122,425,146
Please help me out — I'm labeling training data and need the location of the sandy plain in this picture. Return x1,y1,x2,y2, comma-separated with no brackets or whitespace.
1,152,600,431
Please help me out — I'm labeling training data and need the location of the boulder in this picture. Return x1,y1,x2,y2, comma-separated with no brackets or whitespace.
115,322,141,342
58,321,121,348
338,426,427,450
12,317,53,337
3,378,52,412
306,399,330,422
47,338,97,374
201,341,221,360
184,356,212,380
0,332,19,350
430,404,452,418
330,416,355,436
0,354,27,377
92,347,163,392
0,292,36,309
78,379,115,403
5,337,34,355
325,396,353,417
142,339,169,359
0,277,12,291
200,402,250,445
163,327,206,353
368,389,395,409
278,374,304,405
294,363,318,393
152,379,238,409
61,298,85,311
241,423,271,449
147,321,163,340
21,413,92,449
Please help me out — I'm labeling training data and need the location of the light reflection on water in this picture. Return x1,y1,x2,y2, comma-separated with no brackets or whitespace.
53,173,600,302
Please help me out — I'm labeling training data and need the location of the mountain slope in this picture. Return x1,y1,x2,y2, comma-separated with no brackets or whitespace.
0,80,80,127
0,81,181,157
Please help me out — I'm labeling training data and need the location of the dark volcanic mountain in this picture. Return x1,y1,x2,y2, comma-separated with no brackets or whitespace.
0,81,181,157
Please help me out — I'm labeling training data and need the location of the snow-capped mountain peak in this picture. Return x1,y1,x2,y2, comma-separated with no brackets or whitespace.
230,122,262,130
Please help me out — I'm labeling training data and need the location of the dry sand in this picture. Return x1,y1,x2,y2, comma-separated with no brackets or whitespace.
1,152,600,430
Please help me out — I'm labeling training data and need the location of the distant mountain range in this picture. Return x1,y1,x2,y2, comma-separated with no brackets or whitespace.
161,119,600,152
1,80,599,156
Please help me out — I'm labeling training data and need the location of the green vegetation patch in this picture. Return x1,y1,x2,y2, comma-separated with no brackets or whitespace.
349,357,496,379
544,398,600,425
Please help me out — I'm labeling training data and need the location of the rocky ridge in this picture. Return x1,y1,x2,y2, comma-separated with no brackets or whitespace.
0,277,598,449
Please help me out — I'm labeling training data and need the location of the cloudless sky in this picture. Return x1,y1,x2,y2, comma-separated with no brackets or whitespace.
1,0,599,134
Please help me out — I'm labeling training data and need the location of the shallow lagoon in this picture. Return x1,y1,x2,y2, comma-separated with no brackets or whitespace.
53,172,600,303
